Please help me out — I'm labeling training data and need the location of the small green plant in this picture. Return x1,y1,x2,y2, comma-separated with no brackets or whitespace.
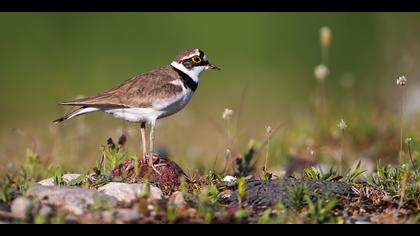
92,195,110,212
289,182,309,208
257,208,272,224
344,160,366,183
234,142,256,177
50,209,67,224
34,214,48,224
51,167,64,186
0,177,13,202
304,194,339,223
166,204,179,224
367,160,403,196
21,149,44,180
303,166,339,181
68,174,87,186
271,203,288,224
197,184,219,224
367,159,419,200
237,177,247,203
234,208,247,219
98,135,131,174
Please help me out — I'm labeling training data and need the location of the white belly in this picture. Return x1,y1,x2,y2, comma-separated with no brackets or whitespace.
156,89,194,118
104,89,194,123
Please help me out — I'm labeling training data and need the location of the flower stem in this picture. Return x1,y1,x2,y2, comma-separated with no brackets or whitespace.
264,135,270,172
399,88,405,162
340,129,345,174
407,142,419,176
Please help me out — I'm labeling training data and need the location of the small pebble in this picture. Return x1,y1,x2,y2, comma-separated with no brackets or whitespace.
38,205,53,217
11,197,32,219
115,208,141,223
169,191,187,206
64,214,78,224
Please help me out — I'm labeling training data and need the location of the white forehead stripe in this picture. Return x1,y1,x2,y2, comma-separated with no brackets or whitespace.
180,53,199,61
180,49,202,61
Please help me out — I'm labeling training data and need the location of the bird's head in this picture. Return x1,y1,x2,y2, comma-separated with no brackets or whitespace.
171,48,220,82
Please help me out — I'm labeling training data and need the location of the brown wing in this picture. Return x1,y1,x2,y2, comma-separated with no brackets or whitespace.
59,65,183,108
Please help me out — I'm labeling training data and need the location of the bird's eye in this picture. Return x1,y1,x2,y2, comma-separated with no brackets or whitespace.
191,56,202,64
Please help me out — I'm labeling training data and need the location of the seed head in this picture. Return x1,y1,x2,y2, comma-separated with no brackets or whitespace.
222,108,233,120
265,125,273,135
320,26,332,48
337,119,348,130
314,64,329,82
224,148,231,160
396,76,407,87
310,149,316,157
404,137,412,145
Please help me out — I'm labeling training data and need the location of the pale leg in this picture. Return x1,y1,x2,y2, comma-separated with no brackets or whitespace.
149,120,161,175
140,122,147,162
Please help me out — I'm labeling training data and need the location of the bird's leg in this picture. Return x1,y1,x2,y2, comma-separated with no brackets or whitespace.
140,122,147,163
149,120,161,175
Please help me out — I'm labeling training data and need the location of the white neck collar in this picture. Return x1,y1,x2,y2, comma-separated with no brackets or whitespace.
170,61,205,83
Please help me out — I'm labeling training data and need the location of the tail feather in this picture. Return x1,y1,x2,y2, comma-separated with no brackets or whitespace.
53,107,100,124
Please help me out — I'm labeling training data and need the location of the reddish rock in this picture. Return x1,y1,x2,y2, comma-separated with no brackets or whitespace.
111,157,190,191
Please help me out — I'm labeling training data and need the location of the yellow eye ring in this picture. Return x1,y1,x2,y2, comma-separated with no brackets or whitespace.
192,56,202,63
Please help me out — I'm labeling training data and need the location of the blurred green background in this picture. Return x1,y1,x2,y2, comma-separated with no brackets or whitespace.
1,13,420,174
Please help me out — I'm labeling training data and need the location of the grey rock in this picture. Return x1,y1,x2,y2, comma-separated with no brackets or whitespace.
98,182,162,203
64,214,78,224
228,178,354,207
115,208,141,223
38,205,53,217
0,202,10,212
38,174,82,186
101,210,115,224
26,186,117,215
352,215,371,224
11,196,32,219
168,191,187,206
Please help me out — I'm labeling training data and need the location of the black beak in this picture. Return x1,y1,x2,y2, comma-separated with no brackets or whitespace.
208,63,221,70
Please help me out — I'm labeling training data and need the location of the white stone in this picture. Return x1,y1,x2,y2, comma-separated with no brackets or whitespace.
168,191,187,206
26,186,117,216
222,176,237,183
97,182,162,203
38,174,82,186
115,208,141,223
38,205,53,217
11,197,32,219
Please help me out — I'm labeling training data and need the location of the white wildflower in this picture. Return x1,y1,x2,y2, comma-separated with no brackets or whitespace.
265,126,273,135
337,119,348,130
314,64,329,82
224,149,231,160
222,108,233,120
396,76,407,87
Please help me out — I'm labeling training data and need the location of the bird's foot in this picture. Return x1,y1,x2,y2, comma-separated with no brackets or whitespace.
151,153,161,163
142,153,163,176
143,153,161,163
150,163,162,176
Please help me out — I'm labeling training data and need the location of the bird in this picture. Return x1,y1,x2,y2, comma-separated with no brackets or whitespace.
54,48,220,174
